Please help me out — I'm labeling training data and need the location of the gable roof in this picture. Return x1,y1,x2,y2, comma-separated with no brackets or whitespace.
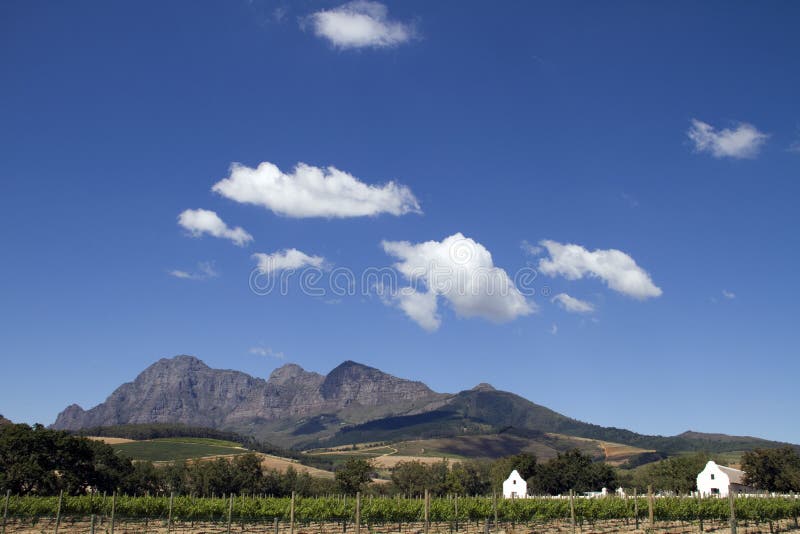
717,464,746,485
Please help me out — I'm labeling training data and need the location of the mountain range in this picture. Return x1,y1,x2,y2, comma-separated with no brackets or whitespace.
51,355,797,461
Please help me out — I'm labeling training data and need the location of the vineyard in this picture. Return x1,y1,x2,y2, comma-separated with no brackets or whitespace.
3,494,800,533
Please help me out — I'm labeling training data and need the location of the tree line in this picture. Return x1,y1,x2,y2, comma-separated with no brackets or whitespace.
3,423,799,498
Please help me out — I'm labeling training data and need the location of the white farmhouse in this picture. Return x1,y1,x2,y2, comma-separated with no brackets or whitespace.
696,460,755,497
503,470,527,499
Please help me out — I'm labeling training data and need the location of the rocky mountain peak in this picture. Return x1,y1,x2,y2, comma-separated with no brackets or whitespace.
471,383,496,392
268,363,323,386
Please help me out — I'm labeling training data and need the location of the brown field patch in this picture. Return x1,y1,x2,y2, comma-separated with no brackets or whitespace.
371,454,458,469
86,436,136,445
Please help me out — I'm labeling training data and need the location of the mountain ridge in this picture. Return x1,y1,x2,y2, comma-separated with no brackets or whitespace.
51,355,799,456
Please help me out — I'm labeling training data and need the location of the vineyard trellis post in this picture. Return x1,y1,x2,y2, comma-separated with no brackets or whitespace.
492,492,497,531
569,490,576,534
355,492,361,534
633,488,638,530
110,491,116,534
227,493,234,534
54,489,63,534
728,492,737,534
90,513,95,534
697,491,703,533
291,492,297,534
1,489,9,534
647,485,654,531
274,516,279,534
167,491,173,534
424,490,429,534
454,494,458,533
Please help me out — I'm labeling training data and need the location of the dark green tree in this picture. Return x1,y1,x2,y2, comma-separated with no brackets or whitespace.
335,458,374,495
742,447,800,492
529,449,616,495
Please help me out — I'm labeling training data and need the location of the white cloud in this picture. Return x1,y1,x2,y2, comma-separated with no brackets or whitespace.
381,233,535,330
169,261,219,281
550,323,558,335
722,289,736,300
393,287,441,332
252,248,326,274
249,346,286,359
308,1,413,49
687,119,769,159
520,240,543,257
538,240,662,300
552,293,595,313
212,161,420,218
178,209,253,246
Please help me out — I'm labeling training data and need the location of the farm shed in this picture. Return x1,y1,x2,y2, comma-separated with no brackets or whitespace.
696,460,755,497
503,469,527,498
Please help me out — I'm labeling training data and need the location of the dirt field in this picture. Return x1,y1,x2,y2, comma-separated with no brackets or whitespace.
5,517,799,534
86,436,137,445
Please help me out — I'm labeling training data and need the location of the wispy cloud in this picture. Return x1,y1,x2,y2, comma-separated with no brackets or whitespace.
252,248,326,274
307,1,413,49
687,119,769,159
621,192,639,208
550,323,558,335
212,161,420,218
249,346,286,359
722,289,736,300
552,293,595,313
520,239,543,257
177,209,253,246
169,261,219,281
382,233,535,331
538,240,662,300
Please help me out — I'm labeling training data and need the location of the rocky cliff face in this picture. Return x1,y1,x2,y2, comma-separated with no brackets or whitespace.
51,356,443,436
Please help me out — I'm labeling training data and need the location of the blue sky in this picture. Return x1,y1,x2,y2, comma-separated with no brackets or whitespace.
1,1,799,443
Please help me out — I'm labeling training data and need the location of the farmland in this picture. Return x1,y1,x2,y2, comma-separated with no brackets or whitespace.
4,494,800,534
109,437,248,462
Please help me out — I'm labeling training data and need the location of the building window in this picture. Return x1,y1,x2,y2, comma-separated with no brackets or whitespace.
710,474,715,480
711,488,719,495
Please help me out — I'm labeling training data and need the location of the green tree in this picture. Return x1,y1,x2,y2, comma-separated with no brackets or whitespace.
0,423,134,495
490,453,537,492
742,447,800,492
335,458,374,495
391,460,430,496
529,449,616,495
633,452,710,493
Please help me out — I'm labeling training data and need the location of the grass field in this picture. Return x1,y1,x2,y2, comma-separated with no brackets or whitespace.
111,437,247,462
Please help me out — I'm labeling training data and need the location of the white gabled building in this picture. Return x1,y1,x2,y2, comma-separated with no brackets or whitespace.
696,460,755,497
503,470,527,499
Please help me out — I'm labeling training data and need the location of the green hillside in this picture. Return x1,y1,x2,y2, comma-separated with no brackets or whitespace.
112,437,247,462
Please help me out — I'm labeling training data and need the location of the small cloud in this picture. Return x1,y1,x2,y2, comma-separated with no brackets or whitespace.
177,209,253,246
306,1,414,50
789,140,800,153
538,240,662,300
168,261,219,281
552,293,595,313
722,289,736,300
212,161,420,218
550,323,558,335
252,248,327,274
382,233,535,331
621,192,639,208
249,346,285,359
687,119,769,159
272,6,288,22
520,239,543,257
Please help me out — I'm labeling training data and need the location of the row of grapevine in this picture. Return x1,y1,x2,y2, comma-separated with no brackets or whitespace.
5,495,800,524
